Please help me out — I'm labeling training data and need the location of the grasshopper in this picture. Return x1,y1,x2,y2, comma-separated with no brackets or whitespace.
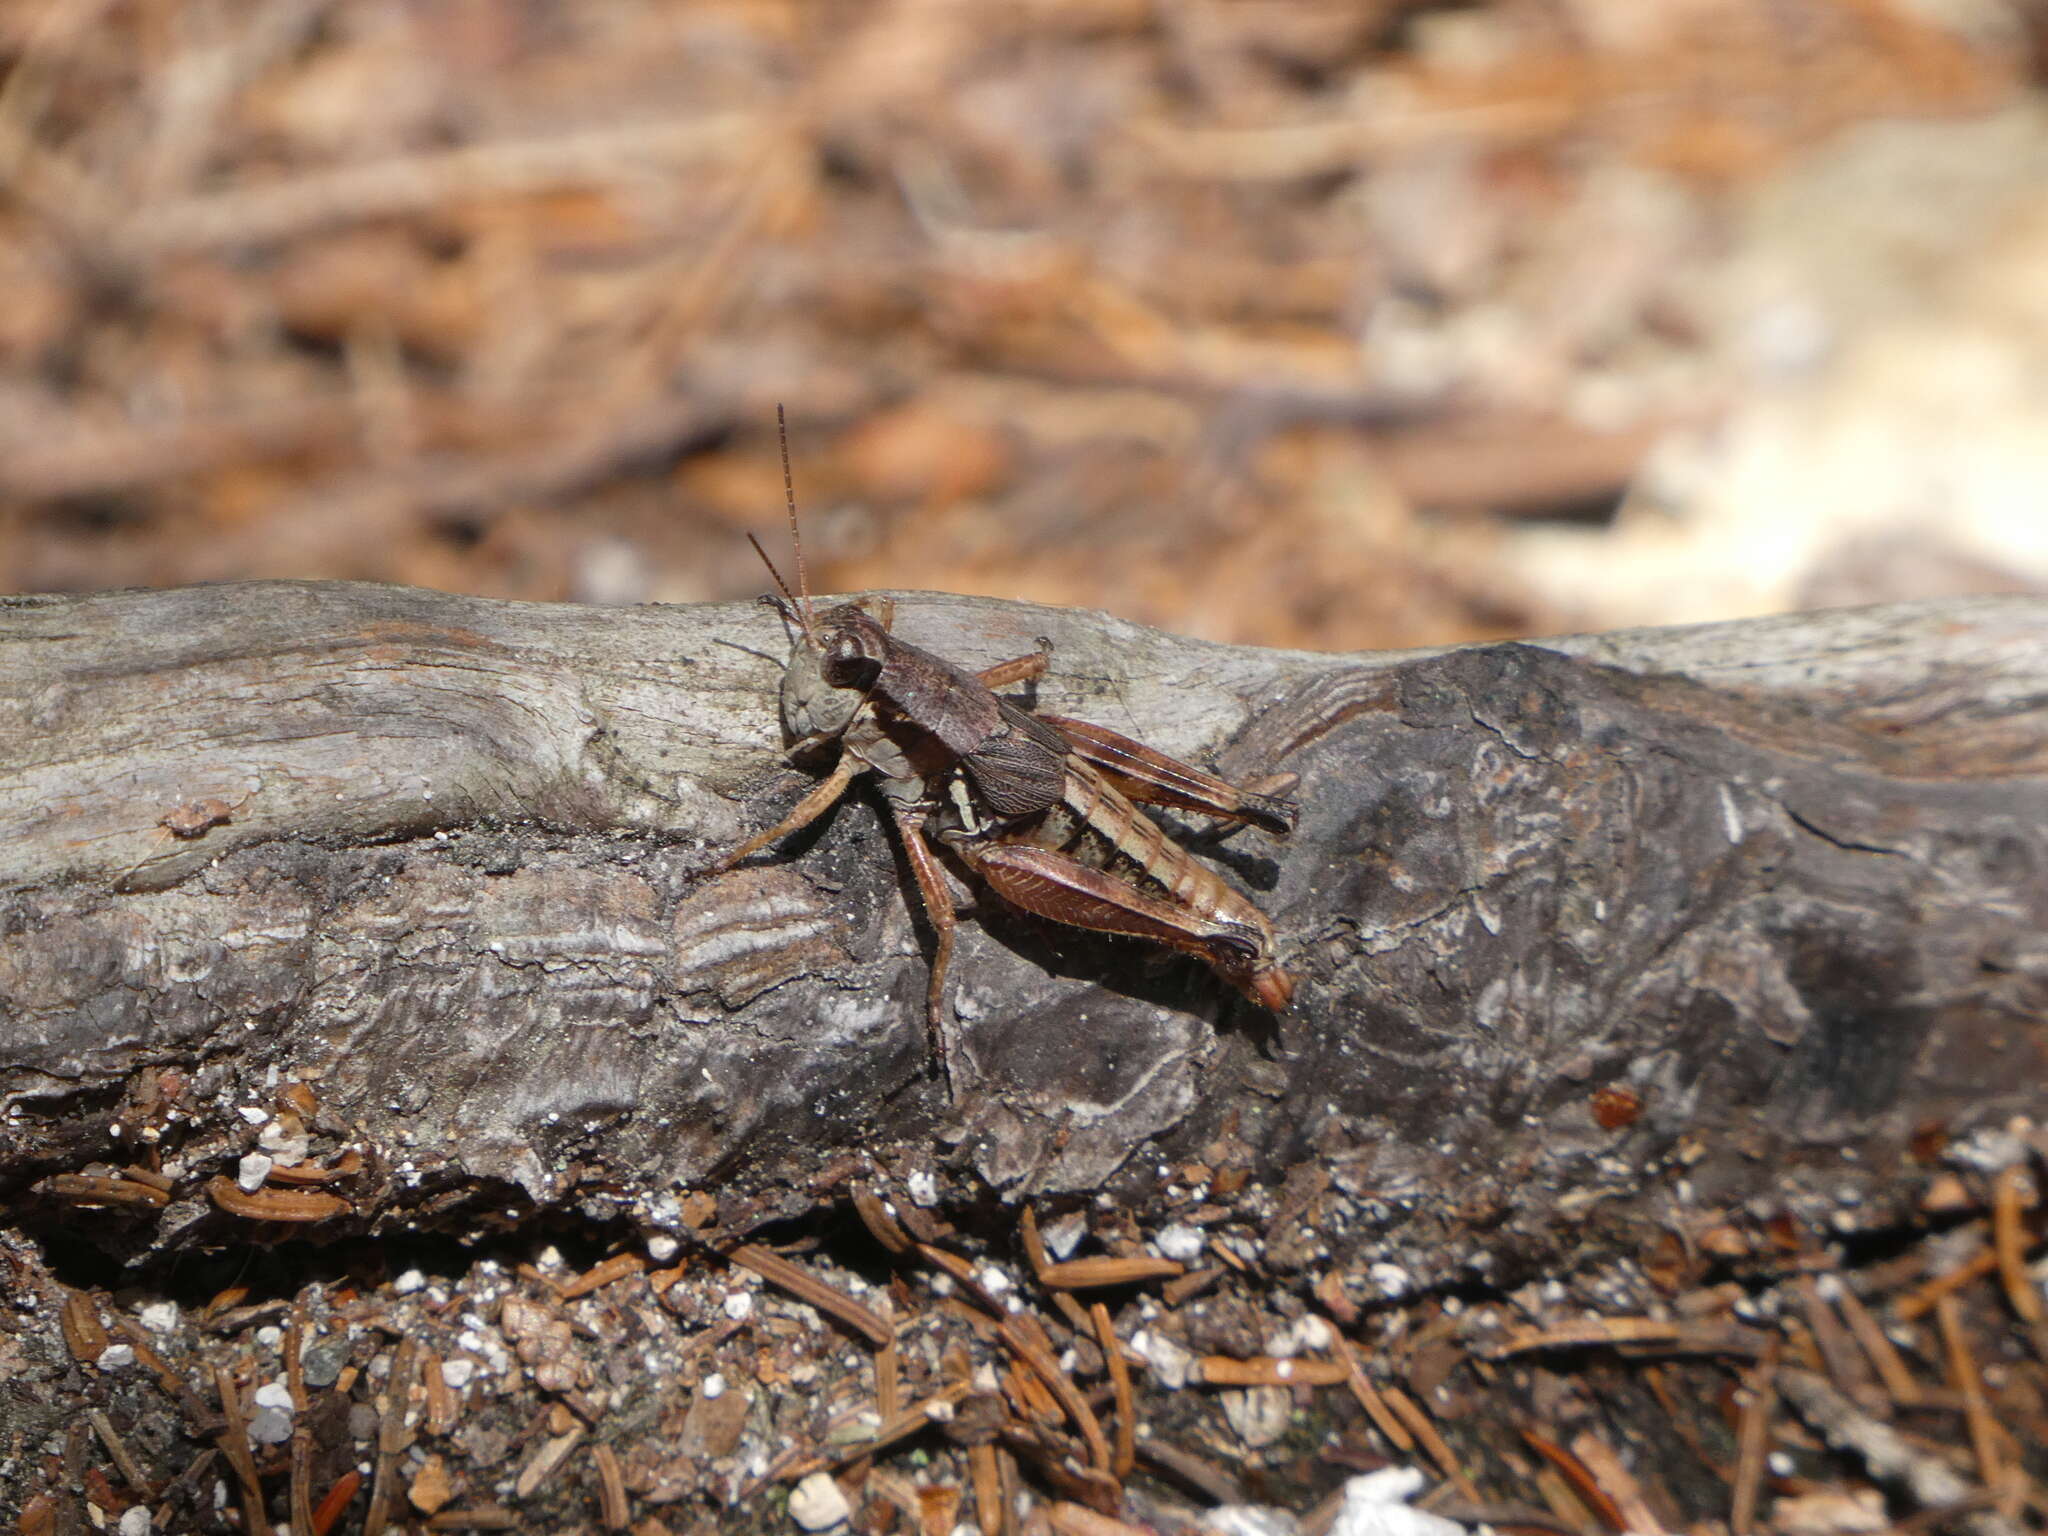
713,413,1298,1088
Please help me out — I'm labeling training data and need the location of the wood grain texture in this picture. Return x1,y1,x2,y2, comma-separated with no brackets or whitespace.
4,583,2045,1277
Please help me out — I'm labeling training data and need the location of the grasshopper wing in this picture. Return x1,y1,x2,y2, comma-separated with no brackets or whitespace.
1037,715,1297,835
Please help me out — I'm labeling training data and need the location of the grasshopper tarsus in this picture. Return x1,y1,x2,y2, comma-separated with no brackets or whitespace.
716,418,1298,1094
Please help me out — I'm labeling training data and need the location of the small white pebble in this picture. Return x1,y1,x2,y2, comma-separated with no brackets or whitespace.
235,1153,273,1193
788,1470,851,1531
117,1507,152,1536
722,1291,753,1321
253,1382,295,1412
1154,1224,1205,1263
246,1403,294,1446
702,1372,727,1400
138,1301,179,1333
1041,1212,1088,1260
393,1269,427,1296
440,1358,477,1389
906,1171,939,1207
96,1343,136,1370
1126,1328,1193,1390
646,1234,678,1263
1368,1263,1413,1300
1203,1503,1296,1536
1344,1468,1425,1506
236,1106,268,1125
1332,1469,1473,1536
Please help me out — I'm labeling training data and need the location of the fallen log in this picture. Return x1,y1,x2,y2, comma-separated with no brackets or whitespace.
3,583,2044,1278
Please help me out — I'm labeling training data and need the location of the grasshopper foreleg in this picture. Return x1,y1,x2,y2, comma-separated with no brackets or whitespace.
711,754,860,873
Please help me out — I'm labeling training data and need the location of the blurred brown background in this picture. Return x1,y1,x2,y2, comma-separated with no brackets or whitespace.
4,0,2047,651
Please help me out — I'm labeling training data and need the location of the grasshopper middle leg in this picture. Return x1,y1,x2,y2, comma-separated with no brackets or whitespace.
888,804,964,1093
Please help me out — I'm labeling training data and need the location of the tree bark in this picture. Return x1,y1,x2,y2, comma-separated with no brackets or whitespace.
4,582,2045,1276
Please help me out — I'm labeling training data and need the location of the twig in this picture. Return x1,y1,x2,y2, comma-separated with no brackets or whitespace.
125,113,763,254
1047,1502,1152,1536
559,1252,647,1300
1568,1430,1666,1535
86,1409,149,1493
309,1474,362,1536
1895,1247,1999,1320
1832,1284,1924,1406
1934,1293,2004,1490
1521,1431,1628,1534
590,1442,629,1531
424,1507,520,1530
1797,1275,1877,1404
1195,1354,1348,1386
362,1336,419,1536
290,1427,318,1536
819,1382,975,1469
875,1329,901,1421
512,1423,586,1502
853,1188,914,1254
1991,1165,2043,1325
1776,1369,2028,1536
212,1365,276,1536
1090,1302,1136,1479
0,399,355,500
1329,1329,1414,1452
1038,1255,1184,1290
1481,1316,1767,1358
284,1298,310,1412
971,1442,1006,1536
728,1242,893,1347
1000,1313,1112,1476
1383,1385,1481,1504
1729,1342,1779,1536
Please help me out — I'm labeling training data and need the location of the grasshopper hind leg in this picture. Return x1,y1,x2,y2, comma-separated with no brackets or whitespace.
962,840,1296,1012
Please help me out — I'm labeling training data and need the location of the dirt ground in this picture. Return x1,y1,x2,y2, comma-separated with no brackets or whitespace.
4,0,2047,646
3,3,2047,1534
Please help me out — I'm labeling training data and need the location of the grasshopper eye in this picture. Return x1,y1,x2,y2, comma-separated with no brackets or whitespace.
823,637,879,688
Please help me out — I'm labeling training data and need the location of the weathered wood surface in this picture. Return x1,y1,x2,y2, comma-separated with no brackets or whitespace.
3,583,2045,1274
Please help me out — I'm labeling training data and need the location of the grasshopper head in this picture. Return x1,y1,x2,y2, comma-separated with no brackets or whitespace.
773,599,890,755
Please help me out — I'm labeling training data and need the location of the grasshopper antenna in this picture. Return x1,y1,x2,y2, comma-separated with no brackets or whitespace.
745,404,818,643
778,403,814,632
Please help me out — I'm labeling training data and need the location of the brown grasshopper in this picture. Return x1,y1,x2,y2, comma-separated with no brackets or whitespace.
713,415,1297,1087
